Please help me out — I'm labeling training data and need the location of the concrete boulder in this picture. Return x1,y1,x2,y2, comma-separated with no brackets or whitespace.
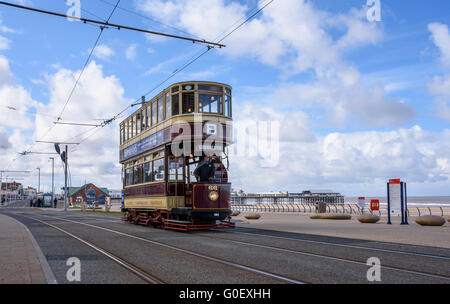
244,214,261,220
358,214,380,224
310,214,351,220
415,215,446,227
231,211,241,217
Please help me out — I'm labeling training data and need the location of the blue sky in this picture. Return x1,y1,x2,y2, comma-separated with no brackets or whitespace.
0,0,449,196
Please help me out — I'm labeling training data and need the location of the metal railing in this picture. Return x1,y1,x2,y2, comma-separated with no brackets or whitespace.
231,204,450,217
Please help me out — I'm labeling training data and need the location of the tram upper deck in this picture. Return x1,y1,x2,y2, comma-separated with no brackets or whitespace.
119,81,233,164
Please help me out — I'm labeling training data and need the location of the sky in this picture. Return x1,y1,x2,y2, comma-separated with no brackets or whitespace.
0,0,449,197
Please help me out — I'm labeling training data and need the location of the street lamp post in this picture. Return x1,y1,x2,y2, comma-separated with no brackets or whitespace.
36,167,40,194
49,158,54,207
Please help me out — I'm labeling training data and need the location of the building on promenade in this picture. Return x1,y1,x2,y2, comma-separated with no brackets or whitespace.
1,182,23,201
23,187,37,199
63,184,110,207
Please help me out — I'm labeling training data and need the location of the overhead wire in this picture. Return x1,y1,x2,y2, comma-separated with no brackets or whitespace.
68,0,276,153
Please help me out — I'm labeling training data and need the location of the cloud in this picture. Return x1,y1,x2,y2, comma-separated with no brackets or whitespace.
0,57,131,190
137,0,411,128
428,23,450,68
273,80,415,128
0,131,11,149
92,44,115,60
125,44,138,61
230,126,450,193
427,23,450,121
0,35,11,50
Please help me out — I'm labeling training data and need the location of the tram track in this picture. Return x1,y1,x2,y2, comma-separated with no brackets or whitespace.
11,210,450,284
194,231,450,282
19,214,164,284
18,212,306,284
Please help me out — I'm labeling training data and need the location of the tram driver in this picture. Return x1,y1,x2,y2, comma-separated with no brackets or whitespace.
193,156,216,182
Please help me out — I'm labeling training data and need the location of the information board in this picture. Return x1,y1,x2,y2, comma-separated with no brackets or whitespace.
388,179,401,215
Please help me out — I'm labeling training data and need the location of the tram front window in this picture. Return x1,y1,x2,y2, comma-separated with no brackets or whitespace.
199,94,222,114
182,92,195,114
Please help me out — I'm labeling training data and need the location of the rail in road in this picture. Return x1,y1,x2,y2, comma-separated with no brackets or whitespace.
232,203,450,217
1,208,450,284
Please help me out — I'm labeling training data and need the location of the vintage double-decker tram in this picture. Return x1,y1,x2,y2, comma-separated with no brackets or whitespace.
119,81,234,231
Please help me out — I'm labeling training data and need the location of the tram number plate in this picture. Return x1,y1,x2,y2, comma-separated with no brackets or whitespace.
214,213,220,217
208,185,218,191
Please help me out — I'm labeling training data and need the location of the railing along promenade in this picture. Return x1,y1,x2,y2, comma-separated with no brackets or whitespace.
231,203,450,217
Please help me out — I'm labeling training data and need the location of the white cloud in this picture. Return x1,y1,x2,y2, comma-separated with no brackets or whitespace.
427,23,450,121
92,44,115,60
230,126,450,194
428,23,450,68
0,35,11,50
125,44,138,61
0,57,131,190
0,131,10,149
137,0,411,128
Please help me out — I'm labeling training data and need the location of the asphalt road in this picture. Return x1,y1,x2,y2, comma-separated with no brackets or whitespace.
1,204,449,284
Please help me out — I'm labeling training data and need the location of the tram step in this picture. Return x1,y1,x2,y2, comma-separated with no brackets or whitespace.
164,219,193,224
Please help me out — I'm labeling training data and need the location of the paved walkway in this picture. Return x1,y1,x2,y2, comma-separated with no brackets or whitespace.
235,213,450,249
0,213,52,284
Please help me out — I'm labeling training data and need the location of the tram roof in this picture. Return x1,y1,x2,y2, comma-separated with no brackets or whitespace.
125,80,232,119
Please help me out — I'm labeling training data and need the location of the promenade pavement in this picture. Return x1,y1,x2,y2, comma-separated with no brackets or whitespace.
0,213,54,284
235,212,450,249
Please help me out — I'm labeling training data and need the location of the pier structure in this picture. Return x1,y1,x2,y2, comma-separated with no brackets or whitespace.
231,190,345,205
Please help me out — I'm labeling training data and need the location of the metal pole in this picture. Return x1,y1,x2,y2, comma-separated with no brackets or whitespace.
37,167,40,194
0,172,3,205
50,158,54,207
64,145,68,212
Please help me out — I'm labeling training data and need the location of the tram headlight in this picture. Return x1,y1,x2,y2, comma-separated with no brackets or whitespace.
208,191,219,201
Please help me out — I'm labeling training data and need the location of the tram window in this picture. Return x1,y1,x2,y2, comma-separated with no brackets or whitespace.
166,92,171,119
146,104,151,128
125,168,133,186
125,120,129,140
133,164,143,185
198,85,222,93
152,101,157,126
169,157,184,181
172,86,179,93
130,116,135,138
199,94,222,114
183,84,194,91
158,96,164,122
172,94,179,116
182,92,195,114
143,162,153,183
136,113,141,134
120,125,124,145
225,95,231,117
225,88,231,95
154,159,165,181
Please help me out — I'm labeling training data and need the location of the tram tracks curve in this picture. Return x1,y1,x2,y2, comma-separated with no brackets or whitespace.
11,211,450,284
16,212,306,284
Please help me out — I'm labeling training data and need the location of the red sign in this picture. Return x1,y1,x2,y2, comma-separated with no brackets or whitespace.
370,200,380,211
389,179,401,184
